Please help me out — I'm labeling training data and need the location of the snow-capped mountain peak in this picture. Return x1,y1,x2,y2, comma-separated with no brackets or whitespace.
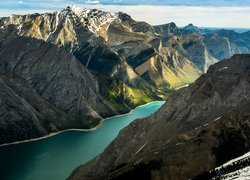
63,5,118,36
0,6,120,50
67,5,90,17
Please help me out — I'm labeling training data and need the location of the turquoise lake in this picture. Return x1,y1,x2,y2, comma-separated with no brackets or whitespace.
0,101,164,180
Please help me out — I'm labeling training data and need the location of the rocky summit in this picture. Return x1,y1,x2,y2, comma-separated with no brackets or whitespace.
69,54,250,180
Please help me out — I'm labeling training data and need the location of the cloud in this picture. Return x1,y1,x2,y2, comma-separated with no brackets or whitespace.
18,1,23,4
96,0,250,6
95,5,250,28
85,0,100,4
1,4,250,28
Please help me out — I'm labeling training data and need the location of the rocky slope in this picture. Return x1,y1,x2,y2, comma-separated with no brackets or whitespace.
0,69,73,144
69,54,250,180
0,30,159,144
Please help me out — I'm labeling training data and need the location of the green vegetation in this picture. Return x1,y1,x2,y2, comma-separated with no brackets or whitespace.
82,118,100,129
96,73,161,111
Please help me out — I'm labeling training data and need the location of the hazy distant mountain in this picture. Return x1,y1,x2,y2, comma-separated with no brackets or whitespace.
154,22,180,36
204,29,250,60
69,54,250,180
182,23,217,35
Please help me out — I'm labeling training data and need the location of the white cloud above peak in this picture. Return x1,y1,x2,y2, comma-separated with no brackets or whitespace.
85,0,100,4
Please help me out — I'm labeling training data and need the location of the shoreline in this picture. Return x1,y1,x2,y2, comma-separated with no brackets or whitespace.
0,101,164,148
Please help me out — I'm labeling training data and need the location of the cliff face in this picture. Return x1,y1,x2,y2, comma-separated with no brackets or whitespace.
0,32,102,144
69,55,250,180
0,70,72,144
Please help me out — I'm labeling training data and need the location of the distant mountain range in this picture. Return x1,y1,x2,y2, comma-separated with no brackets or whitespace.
0,6,250,144
182,23,250,34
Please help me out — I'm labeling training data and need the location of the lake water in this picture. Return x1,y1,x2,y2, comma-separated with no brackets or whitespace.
0,101,164,180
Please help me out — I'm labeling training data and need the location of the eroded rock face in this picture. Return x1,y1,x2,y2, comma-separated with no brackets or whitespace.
0,32,103,119
0,70,73,144
69,55,250,180
0,32,107,144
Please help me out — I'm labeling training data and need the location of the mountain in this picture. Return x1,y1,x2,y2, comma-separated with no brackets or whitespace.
183,23,203,34
181,24,250,67
0,6,203,90
182,24,250,61
0,6,250,144
0,30,159,144
204,29,250,60
182,23,216,35
153,22,180,36
1,6,250,78
1,6,249,87
69,54,250,180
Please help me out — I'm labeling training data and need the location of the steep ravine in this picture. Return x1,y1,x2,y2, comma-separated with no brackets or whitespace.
69,54,250,180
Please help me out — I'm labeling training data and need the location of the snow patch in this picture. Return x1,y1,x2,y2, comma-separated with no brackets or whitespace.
85,55,92,68
111,68,118,77
210,151,250,179
45,12,59,42
176,142,185,146
220,166,250,179
213,117,221,122
133,159,143,166
203,123,209,127
134,141,148,156
216,151,250,170
218,67,228,71
69,5,118,35
175,84,189,90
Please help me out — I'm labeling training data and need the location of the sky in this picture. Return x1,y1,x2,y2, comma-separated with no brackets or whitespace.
0,0,250,28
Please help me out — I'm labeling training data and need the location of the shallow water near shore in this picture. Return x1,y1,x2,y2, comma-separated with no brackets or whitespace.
0,101,164,180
